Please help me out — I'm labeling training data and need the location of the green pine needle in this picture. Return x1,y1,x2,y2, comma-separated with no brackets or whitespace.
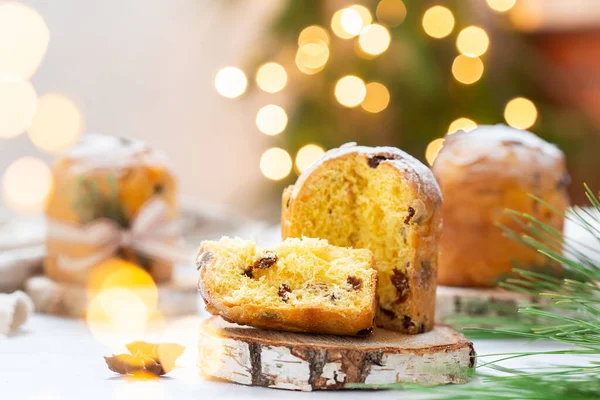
72,175,130,228
360,186,600,398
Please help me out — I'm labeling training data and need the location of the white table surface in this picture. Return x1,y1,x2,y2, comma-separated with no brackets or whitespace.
1,311,589,400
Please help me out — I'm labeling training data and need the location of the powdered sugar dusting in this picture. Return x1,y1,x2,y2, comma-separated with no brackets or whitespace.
62,133,167,173
437,124,564,168
291,143,441,204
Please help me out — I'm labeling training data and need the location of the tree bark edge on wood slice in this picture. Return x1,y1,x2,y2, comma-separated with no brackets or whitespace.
198,316,476,391
435,285,538,326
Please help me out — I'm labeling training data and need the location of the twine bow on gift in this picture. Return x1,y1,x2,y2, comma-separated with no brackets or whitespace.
48,197,191,271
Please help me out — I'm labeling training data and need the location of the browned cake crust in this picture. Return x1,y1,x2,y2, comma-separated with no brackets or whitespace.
432,125,570,287
282,144,442,334
197,238,379,336
199,289,378,337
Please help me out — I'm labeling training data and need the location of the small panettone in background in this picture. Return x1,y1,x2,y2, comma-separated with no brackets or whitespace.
282,144,442,334
432,125,570,288
44,134,178,284
197,236,378,336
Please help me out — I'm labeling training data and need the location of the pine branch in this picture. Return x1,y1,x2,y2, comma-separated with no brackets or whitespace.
359,186,600,397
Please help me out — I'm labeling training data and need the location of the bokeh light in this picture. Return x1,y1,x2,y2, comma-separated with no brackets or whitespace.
295,144,325,174
0,2,49,79
2,157,52,212
509,1,543,31
358,24,391,56
452,55,484,84
349,5,373,30
486,0,517,12
295,40,329,74
504,97,538,129
331,9,354,39
255,62,287,94
255,104,288,136
87,288,149,350
0,78,37,139
159,315,201,376
456,26,490,57
87,258,158,315
214,67,247,99
260,148,292,180
341,8,363,36
298,25,330,46
422,6,455,39
376,0,407,27
448,118,477,134
332,6,372,39
28,93,85,153
198,323,226,377
335,75,367,108
361,82,390,113
425,138,445,166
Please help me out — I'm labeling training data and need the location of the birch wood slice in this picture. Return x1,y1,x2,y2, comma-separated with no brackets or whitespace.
198,317,476,391
24,273,198,318
435,285,537,326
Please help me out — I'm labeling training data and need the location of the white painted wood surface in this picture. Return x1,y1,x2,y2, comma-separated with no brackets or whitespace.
0,313,587,400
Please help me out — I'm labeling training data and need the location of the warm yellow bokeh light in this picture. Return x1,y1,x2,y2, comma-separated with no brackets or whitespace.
260,148,292,181
331,10,354,39
198,324,227,376
452,55,484,84
448,118,477,134
255,104,288,136
456,26,490,57
335,75,367,108
361,82,390,113
376,0,407,27
27,93,84,153
422,6,455,39
0,2,49,79
426,138,445,166
86,288,149,351
2,157,52,212
295,144,325,174
0,78,37,139
358,24,391,56
504,97,538,129
298,25,330,46
87,258,158,315
332,6,372,39
350,5,373,30
486,0,517,12
214,66,247,99
159,315,201,374
340,7,364,36
295,40,329,74
255,62,287,94
509,1,543,31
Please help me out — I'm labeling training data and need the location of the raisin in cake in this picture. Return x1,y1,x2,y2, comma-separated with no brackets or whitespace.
44,134,177,284
432,125,570,287
196,236,377,336
282,143,442,334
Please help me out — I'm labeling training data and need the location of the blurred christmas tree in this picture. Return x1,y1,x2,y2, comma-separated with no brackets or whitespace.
218,0,600,204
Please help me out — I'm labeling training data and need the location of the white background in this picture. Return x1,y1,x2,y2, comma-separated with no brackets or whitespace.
0,0,286,218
